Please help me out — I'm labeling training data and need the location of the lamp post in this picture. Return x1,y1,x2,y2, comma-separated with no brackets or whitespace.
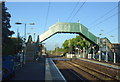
98,34,102,61
15,22,35,42
34,32,36,42
15,22,35,64
27,33,30,35
111,35,115,42
16,26,20,53
110,35,116,63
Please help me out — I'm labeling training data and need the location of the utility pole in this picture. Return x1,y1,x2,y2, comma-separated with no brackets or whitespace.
118,1,120,43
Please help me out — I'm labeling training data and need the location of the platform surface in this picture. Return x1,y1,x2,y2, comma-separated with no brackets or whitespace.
11,58,45,80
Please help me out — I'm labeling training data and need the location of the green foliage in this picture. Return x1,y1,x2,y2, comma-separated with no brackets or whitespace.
49,35,91,55
49,46,64,55
2,2,15,55
62,40,69,52
3,37,23,56
2,2,14,41
62,35,91,53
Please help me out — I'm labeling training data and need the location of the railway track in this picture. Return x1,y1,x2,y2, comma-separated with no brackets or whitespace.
71,61,119,80
66,61,119,81
55,60,119,81
54,60,86,81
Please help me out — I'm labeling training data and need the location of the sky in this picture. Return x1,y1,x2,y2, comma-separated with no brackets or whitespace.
5,1,119,50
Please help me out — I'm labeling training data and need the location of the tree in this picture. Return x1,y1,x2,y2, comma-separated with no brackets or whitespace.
62,40,69,53
62,35,91,54
2,2,15,55
75,36,91,49
2,37,23,55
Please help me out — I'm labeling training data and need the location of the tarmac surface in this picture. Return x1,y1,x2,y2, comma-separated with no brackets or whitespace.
11,58,45,80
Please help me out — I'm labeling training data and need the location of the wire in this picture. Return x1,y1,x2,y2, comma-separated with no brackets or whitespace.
88,4,120,27
102,28,117,36
44,0,51,31
69,0,87,22
66,0,80,22
89,11,120,30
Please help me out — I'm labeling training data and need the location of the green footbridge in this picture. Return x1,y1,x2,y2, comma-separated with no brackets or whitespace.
39,22,99,45
38,22,114,62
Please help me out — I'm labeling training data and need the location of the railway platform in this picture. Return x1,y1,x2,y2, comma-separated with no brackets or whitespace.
45,58,66,81
11,57,45,80
78,58,120,70
10,57,66,81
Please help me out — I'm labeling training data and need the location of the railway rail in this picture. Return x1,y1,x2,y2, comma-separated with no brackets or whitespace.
54,60,119,81
75,59,120,80
54,60,86,81
67,61,118,81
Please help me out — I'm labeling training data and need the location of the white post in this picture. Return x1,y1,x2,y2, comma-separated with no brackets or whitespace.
71,54,72,58
88,54,91,59
83,48,85,58
88,54,90,59
106,53,108,62
93,47,95,59
90,54,92,59
98,37,101,61
106,42,108,62
78,49,79,55
114,52,116,63
88,54,89,59
98,51,101,61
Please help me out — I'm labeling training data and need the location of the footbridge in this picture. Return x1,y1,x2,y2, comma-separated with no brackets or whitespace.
39,22,99,45
38,22,114,63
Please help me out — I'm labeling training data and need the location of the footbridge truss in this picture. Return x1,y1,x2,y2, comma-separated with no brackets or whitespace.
39,22,99,45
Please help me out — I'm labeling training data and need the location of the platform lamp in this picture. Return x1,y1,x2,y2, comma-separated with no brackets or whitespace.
111,35,115,42
15,22,35,41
